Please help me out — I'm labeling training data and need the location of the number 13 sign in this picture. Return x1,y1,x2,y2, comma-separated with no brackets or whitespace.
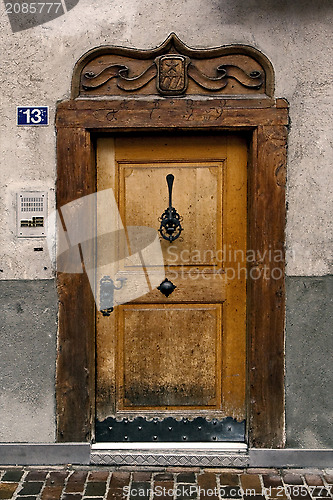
17,106,48,126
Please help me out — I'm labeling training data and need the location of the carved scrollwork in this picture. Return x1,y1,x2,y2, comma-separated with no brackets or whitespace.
188,64,264,91
74,33,274,98
82,64,157,91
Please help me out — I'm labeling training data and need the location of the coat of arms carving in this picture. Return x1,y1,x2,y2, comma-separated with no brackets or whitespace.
155,55,189,95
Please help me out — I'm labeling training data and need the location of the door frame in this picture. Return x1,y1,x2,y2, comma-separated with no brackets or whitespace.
55,39,288,448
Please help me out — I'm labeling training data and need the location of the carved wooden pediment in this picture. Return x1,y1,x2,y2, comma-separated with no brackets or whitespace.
72,33,274,99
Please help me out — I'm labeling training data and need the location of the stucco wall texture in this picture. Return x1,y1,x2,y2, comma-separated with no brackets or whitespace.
0,281,57,442
0,0,332,446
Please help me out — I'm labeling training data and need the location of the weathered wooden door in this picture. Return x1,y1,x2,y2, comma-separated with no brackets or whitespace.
95,133,247,443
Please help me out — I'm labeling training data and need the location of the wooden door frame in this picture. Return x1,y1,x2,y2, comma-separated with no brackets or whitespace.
56,98,288,447
55,37,288,447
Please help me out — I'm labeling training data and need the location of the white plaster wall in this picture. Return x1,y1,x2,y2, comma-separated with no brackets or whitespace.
0,0,332,279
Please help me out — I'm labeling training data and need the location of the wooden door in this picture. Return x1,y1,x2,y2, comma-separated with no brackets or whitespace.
95,133,247,443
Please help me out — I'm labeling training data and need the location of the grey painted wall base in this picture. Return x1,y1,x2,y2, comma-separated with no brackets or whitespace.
0,278,332,447
0,444,90,465
1,444,333,467
285,276,333,448
0,279,57,443
250,449,333,468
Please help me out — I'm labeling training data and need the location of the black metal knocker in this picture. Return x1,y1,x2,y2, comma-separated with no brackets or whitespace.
158,174,183,242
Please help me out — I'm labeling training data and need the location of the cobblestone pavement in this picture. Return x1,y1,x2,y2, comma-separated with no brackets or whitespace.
0,467,332,500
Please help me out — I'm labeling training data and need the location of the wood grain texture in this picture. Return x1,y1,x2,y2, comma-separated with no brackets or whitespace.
56,99,288,129
56,128,96,442
95,137,118,421
95,134,247,424
223,136,247,419
247,125,287,448
56,99,288,446
118,160,223,266
118,304,222,409
115,270,227,304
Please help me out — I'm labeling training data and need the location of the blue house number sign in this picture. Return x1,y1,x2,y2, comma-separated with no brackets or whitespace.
17,106,48,126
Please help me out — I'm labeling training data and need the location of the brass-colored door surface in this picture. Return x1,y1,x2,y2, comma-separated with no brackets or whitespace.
95,133,247,442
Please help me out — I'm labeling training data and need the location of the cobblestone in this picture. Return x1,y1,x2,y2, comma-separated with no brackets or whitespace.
0,467,332,500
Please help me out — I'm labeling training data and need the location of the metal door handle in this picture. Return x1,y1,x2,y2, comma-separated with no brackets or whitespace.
100,276,126,316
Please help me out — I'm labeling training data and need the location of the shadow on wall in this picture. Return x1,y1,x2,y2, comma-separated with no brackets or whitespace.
214,0,333,21
4,0,81,33
221,0,333,11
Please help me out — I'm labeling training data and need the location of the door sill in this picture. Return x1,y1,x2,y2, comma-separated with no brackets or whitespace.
92,442,247,451
91,442,249,466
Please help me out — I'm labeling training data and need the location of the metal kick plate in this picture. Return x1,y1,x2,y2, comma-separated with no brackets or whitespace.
95,416,245,443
